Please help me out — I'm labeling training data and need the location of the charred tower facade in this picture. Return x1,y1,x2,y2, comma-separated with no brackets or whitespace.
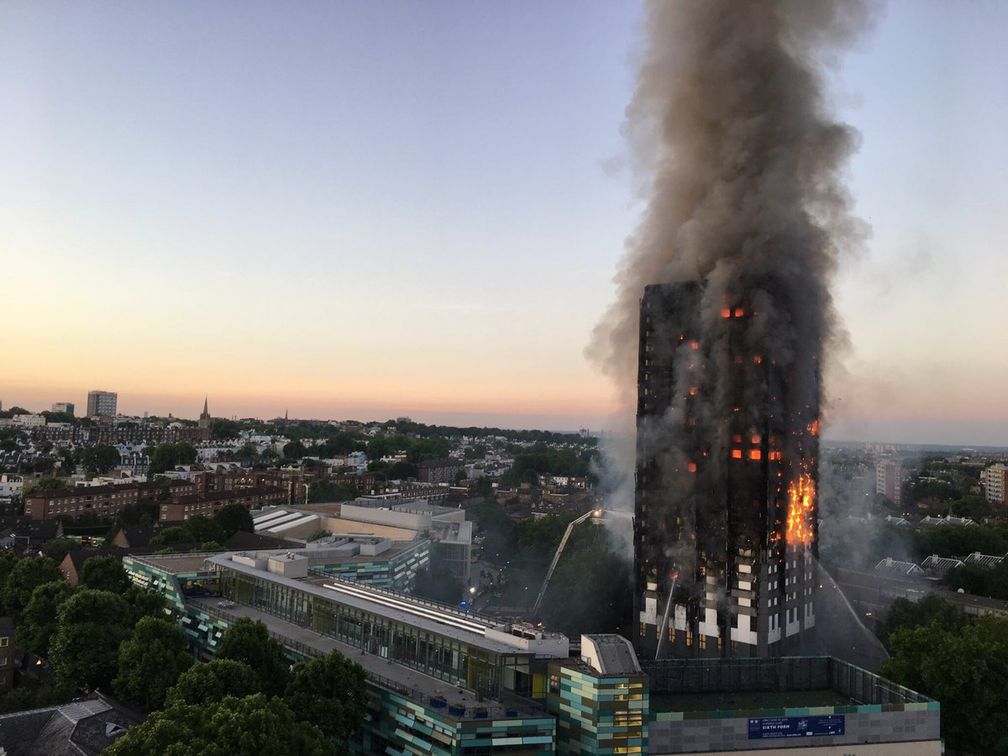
634,282,820,660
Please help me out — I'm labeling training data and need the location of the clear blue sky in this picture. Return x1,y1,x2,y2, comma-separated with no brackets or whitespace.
1,1,1006,444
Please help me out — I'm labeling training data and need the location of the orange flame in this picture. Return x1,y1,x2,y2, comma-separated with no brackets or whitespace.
786,473,815,545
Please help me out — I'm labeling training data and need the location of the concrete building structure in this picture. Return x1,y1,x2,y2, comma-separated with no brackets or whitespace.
120,551,940,755
634,283,820,660
982,462,1007,506
547,634,648,754
876,457,903,506
645,656,940,755
50,402,75,415
86,390,117,417
306,535,431,592
123,550,570,754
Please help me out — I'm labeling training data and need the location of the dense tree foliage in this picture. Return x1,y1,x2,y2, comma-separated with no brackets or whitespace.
79,444,121,476
166,659,261,707
149,526,193,548
216,618,290,696
148,442,198,476
1,556,62,618
883,615,1008,753
875,595,967,648
284,650,368,740
945,558,1008,601
214,503,254,537
911,524,1008,559
50,589,134,691
209,418,243,440
105,694,333,756
18,580,76,657
114,617,193,709
307,480,360,504
500,443,597,487
81,555,131,594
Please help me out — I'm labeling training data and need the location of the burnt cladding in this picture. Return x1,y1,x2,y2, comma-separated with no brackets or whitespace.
634,282,820,660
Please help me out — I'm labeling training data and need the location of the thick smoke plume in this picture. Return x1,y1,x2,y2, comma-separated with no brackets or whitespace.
592,1,875,537
590,0,873,401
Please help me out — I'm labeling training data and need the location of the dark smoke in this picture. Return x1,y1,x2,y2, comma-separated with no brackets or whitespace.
590,0,874,400
589,1,881,660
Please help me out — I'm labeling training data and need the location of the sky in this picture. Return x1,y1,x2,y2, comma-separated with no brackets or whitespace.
1,1,1006,444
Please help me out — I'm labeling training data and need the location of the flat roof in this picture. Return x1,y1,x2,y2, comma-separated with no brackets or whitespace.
187,597,546,720
127,554,218,575
205,552,534,655
650,689,854,714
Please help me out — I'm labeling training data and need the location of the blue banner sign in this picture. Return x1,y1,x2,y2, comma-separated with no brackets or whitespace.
747,715,845,739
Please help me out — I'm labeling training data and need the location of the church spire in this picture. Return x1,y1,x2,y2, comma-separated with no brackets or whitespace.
198,395,211,431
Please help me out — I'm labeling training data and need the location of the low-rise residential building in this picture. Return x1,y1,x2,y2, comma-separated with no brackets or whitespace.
0,475,24,504
418,458,465,484
25,480,197,521
158,486,286,523
12,414,45,428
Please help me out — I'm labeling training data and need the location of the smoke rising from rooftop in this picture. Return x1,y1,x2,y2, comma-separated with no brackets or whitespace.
590,0,875,398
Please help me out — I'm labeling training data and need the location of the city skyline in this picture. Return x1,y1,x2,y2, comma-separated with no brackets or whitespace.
3,1,1007,445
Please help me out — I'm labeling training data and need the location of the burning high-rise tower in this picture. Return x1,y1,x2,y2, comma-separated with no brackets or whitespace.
586,1,872,659
634,281,820,659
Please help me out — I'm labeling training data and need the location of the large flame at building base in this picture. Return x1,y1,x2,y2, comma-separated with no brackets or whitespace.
786,472,815,545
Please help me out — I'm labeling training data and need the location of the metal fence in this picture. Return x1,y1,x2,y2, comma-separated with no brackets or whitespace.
642,656,933,706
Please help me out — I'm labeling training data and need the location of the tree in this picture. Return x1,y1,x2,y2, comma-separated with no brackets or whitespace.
183,515,226,545
79,444,121,476
285,650,367,740
104,694,333,756
42,537,79,564
49,589,133,691
883,616,1008,753
124,585,167,625
307,479,360,504
386,461,418,480
148,442,198,476
282,440,307,460
18,580,76,657
150,527,193,548
209,418,242,441
945,558,1008,601
216,618,289,696
166,659,260,707
2,556,63,618
81,555,131,594
29,476,67,494
214,503,254,537
114,617,193,709
876,594,966,648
